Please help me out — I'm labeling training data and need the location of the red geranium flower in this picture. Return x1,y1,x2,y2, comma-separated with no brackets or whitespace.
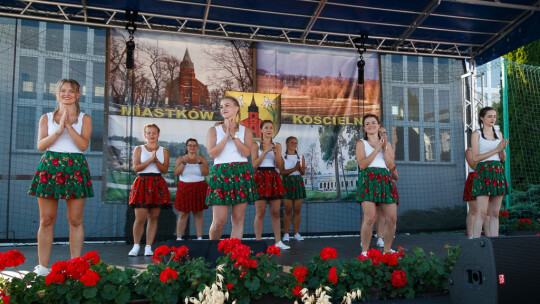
266,244,281,257
159,267,178,283
391,270,407,288
80,269,100,286
328,266,338,284
501,210,509,217
152,246,172,264
226,283,234,290
293,266,308,283
218,238,241,254
0,289,11,304
66,257,90,280
320,247,337,260
381,251,399,266
171,246,189,262
2,250,25,268
519,219,525,224
83,251,100,265
292,285,303,297
525,219,531,224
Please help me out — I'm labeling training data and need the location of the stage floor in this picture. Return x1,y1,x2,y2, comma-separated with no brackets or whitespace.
3,232,468,273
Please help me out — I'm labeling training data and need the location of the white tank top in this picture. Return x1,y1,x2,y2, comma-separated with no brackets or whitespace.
282,153,302,176
362,139,387,169
477,130,501,162
138,146,164,174
213,124,248,164
180,163,204,182
47,112,85,153
257,142,276,167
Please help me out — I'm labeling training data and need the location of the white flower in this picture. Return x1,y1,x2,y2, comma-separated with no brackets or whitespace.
262,96,275,108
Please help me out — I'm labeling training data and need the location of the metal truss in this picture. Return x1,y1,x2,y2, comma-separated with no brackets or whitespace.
0,0,538,59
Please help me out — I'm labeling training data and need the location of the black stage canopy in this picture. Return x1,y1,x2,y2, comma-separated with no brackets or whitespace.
0,0,538,64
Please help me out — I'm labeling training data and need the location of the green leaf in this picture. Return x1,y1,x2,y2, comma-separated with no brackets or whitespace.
246,277,260,291
115,286,132,304
82,286,98,299
102,284,117,301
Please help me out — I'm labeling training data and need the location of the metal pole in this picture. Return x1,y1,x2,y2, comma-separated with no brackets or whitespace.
501,57,511,208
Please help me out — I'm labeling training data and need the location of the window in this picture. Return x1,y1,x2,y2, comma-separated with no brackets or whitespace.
44,58,62,100
423,57,434,84
20,19,39,49
408,127,420,161
16,106,36,149
391,86,404,121
93,62,105,103
70,60,87,102
438,58,449,84
391,55,403,81
407,56,419,83
440,129,451,162
90,110,104,151
46,22,63,52
424,128,435,162
423,89,435,122
491,67,500,89
393,126,404,161
93,28,106,55
408,88,419,122
70,25,88,54
18,56,38,99
439,90,450,123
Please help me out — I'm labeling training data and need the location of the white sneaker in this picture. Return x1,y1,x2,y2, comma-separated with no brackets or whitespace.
34,265,50,276
377,238,384,247
360,251,368,258
196,237,203,240
144,245,153,256
293,233,304,241
128,244,140,256
275,241,290,250
282,233,290,241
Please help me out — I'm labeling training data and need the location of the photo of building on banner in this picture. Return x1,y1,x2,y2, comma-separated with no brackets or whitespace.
104,29,382,203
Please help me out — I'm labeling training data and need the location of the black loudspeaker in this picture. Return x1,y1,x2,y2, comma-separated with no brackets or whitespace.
166,239,268,266
448,236,540,304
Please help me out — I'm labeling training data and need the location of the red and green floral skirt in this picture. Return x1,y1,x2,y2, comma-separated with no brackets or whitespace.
282,175,307,199
472,161,509,197
129,174,171,208
175,180,209,212
206,162,259,206
254,168,285,200
463,172,476,201
356,167,399,204
28,151,94,199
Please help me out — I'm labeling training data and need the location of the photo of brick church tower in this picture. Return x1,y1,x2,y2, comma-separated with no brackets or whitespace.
166,48,210,109
240,95,262,138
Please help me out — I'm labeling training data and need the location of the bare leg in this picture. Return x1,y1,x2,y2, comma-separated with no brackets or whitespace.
66,198,86,258
292,199,303,235
379,203,397,252
133,208,149,244
193,211,204,238
268,199,282,242
145,207,161,246
253,200,267,240
483,216,491,237
487,195,503,237
466,200,478,237
282,199,293,235
473,196,490,238
209,205,229,240
230,203,247,239
375,206,385,238
176,211,190,239
37,198,58,267
360,201,377,252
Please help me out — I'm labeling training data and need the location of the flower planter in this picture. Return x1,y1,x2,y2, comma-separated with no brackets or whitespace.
250,295,295,304
365,287,382,301
415,289,448,297
507,231,540,236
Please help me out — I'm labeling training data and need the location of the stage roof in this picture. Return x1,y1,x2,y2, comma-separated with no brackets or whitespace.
0,0,538,65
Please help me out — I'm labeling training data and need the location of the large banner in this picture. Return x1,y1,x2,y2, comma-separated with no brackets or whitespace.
105,29,380,203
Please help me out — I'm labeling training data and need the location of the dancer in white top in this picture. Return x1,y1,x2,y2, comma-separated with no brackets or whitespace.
174,138,209,240
206,96,258,240
28,79,93,276
128,123,171,256
471,107,509,238
356,114,398,255
281,136,307,242
251,120,289,250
